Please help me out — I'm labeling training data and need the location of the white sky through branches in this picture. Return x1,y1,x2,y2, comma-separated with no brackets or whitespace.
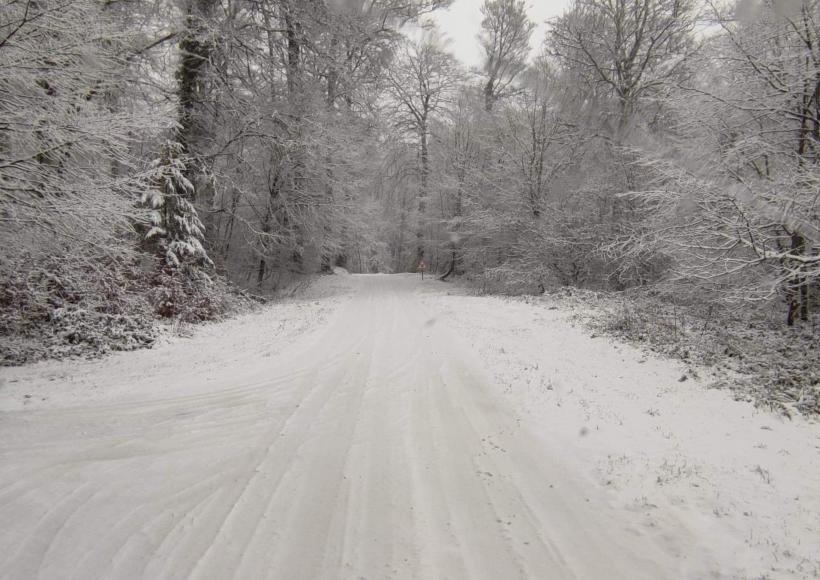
431,0,572,67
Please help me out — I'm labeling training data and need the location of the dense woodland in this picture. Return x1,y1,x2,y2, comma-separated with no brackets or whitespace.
1,0,818,401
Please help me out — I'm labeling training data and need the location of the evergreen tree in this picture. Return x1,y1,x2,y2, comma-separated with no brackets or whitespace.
141,142,212,269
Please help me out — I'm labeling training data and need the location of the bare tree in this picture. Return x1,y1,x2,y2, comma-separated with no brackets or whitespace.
386,33,461,267
479,0,535,112
506,58,577,218
548,0,697,139
437,88,482,279
651,0,820,323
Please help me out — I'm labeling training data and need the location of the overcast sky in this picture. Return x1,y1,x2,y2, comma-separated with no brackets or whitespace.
431,0,572,68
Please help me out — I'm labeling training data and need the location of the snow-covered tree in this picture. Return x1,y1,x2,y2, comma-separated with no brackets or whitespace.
479,0,535,112
140,142,212,269
0,0,171,252
385,33,461,268
619,0,820,323
548,0,698,138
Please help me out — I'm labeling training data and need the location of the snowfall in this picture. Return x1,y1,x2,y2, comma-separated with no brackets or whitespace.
0,273,818,579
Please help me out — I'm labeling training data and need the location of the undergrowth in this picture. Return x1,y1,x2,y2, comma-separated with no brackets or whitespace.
460,268,818,417
549,287,819,417
0,254,256,366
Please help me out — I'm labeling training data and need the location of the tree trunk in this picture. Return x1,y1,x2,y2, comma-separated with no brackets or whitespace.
284,1,301,96
417,117,429,265
284,0,307,270
176,0,215,165
786,231,807,326
799,275,809,321
257,257,266,288
616,93,634,144
320,37,339,273
221,187,241,259
484,78,495,112
439,250,457,281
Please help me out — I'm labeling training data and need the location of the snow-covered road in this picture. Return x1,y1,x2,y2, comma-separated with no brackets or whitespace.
1,274,818,579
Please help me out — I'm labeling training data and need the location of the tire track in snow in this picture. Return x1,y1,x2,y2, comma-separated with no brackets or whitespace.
183,291,380,579
1,274,684,579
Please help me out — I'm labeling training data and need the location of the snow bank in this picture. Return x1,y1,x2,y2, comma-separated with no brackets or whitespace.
0,275,355,411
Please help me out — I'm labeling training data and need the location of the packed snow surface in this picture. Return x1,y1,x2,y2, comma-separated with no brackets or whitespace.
1,274,818,579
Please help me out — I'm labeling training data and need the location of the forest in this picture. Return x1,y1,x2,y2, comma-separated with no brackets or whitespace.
1,0,817,409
